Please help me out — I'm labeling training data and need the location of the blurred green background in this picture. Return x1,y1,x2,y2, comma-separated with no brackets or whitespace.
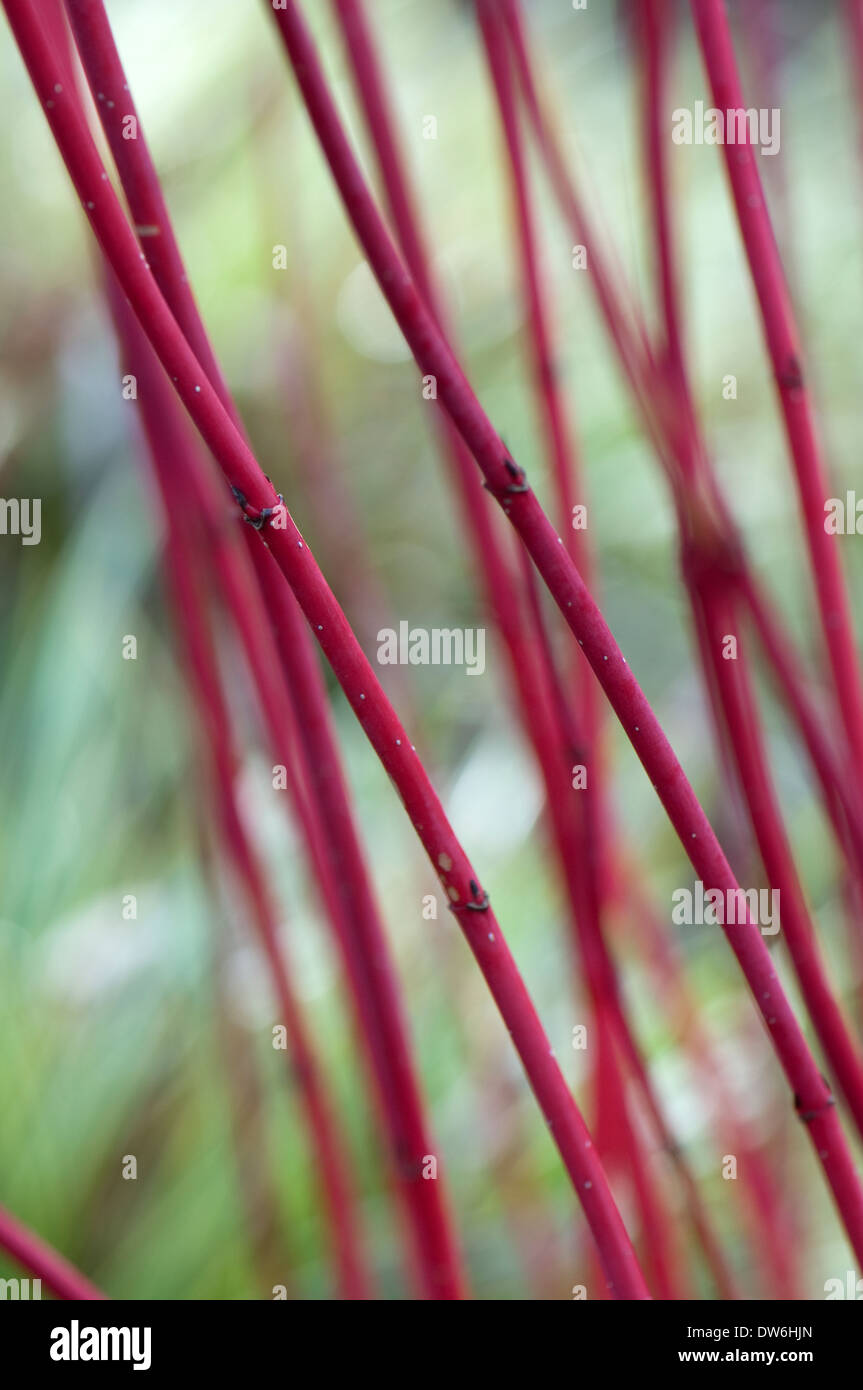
1,0,862,1298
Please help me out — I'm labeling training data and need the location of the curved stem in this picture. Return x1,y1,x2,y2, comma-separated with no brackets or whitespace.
0,1204,105,1301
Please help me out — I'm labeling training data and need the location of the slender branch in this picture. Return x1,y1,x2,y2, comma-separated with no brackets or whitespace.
0,1203,105,1301
11,0,863,1275
263,0,863,1259
337,0,732,1294
692,572,863,1142
478,0,583,565
618,866,802,1298
3,0,650,1297
741,570,863,881
477,0,726,1293
210,907,293,1298
332,0,706,1292
474,0,596,740
690,0,863,785
640,0,863,1147
504,0,863,890
63,0,466,1300
112,289,372,1300
249,543,469,1299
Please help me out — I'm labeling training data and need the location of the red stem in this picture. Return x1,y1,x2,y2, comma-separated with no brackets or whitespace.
63,0,466,1300
332,0,692,1291
475,0,597,761
517,563,691,1297
640,0,863,1148
477,2,582,560
3,0,649,1298
740,569,863,882
690,0,863,787
6,0,853,1269
263,0,863,1262
325,8,732,1297
503,0,863,886
501,0,656,429
640,0,702,479
618,866,802,1298
694,574,863,1143
251,547,469,1299
113,292,372,1300
0,1203,105,1301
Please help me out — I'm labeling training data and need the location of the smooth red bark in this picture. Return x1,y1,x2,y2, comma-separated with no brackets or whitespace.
0,1204,105,1301
3,0,650,1298
63,0,467,1301
690,0,863,786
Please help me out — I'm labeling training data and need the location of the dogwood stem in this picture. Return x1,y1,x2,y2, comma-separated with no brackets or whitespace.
63,0,466,1300
113,292,372,1300
4,0,650,1298
0,1203,105,1301
502,0,863,883
690,0,863,787
263,0,863,1259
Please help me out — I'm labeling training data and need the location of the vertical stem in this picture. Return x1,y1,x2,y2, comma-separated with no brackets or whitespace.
690,0,863,785
347,0,719,1290
504,0,863,880
249,543,469,1299
64,0,466,1300
114,293,372,1299
3,0,650,1296
8,0,862,1273
640,0,863,1148
210,908,293,1298
333,0,690,1290
263,0,863,1260
640,0,701,474
693,574,863,1145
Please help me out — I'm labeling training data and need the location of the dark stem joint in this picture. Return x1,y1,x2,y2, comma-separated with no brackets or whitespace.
777,355,804,391
794,1087,836,1124
449,880,490,914
483,456,529,498
232,485,284,531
